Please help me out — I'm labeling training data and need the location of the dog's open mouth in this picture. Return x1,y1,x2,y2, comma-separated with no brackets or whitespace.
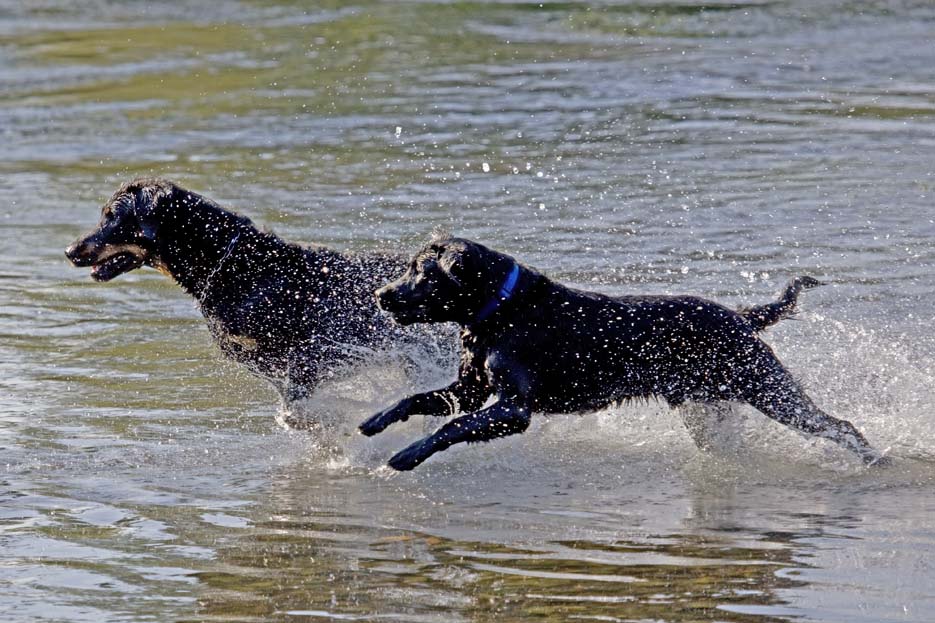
90,252,144,282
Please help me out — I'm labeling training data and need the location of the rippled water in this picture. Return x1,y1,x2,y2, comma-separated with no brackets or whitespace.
2,1,935,621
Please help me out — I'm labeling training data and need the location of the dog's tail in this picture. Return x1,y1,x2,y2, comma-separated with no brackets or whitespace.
740,276,824,332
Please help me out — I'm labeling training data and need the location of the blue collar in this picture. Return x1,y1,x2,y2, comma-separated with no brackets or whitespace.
473,263,521,323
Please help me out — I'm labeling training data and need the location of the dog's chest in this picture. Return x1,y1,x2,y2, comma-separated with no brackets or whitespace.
219,329,259,351
204,315,260,353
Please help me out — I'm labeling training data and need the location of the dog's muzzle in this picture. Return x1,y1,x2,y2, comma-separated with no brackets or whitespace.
65,241,94,267
375,284,424,325
66,240,146,282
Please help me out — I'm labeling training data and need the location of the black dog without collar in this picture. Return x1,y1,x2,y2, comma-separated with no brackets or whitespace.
65,178,435,424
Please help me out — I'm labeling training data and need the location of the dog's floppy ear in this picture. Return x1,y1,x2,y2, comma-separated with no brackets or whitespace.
135,184,167,242
437,244,467,287
440,240,489,290
140,217,158,243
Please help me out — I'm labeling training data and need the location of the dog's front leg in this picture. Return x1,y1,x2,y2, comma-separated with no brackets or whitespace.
360,356,491,437
358,392,438,436
359,378,489,437
387,400,531,471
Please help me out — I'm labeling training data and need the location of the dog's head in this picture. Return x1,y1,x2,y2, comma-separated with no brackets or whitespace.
376,236,517,326
65,178,176,282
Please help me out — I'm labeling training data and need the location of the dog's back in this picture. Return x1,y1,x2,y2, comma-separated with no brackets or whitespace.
496,281,768,411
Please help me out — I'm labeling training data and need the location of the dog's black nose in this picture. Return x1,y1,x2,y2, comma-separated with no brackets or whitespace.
65,242,83,264
65,240,96,266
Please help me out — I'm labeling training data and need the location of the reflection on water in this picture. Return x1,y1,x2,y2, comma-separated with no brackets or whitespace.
2,0,935,621
197,520,806,622
8,441,935,623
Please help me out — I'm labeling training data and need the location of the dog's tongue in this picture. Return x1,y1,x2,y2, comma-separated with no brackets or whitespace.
90,261,113,281
91,262,107,279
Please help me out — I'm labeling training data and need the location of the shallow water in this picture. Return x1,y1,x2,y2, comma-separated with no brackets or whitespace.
2,1,935,621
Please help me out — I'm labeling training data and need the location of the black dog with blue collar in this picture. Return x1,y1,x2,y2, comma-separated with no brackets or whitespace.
363,236,887,471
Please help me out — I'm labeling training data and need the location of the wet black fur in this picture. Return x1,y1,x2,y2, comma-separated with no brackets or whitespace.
66,178,421,418
361,236,886,470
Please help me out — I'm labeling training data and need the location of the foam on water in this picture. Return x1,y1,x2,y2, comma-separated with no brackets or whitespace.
271,309,935,485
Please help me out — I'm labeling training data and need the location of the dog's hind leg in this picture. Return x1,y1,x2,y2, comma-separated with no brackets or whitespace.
740,358,887,466
678,402,733,451
387,401,531,471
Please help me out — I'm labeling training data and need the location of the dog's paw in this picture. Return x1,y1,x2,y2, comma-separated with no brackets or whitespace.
388,438,435,471
359,412,389,437
359,399,413,436
360,408,403,437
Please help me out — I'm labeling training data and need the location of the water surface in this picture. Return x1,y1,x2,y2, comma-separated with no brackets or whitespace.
2,1,935,621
